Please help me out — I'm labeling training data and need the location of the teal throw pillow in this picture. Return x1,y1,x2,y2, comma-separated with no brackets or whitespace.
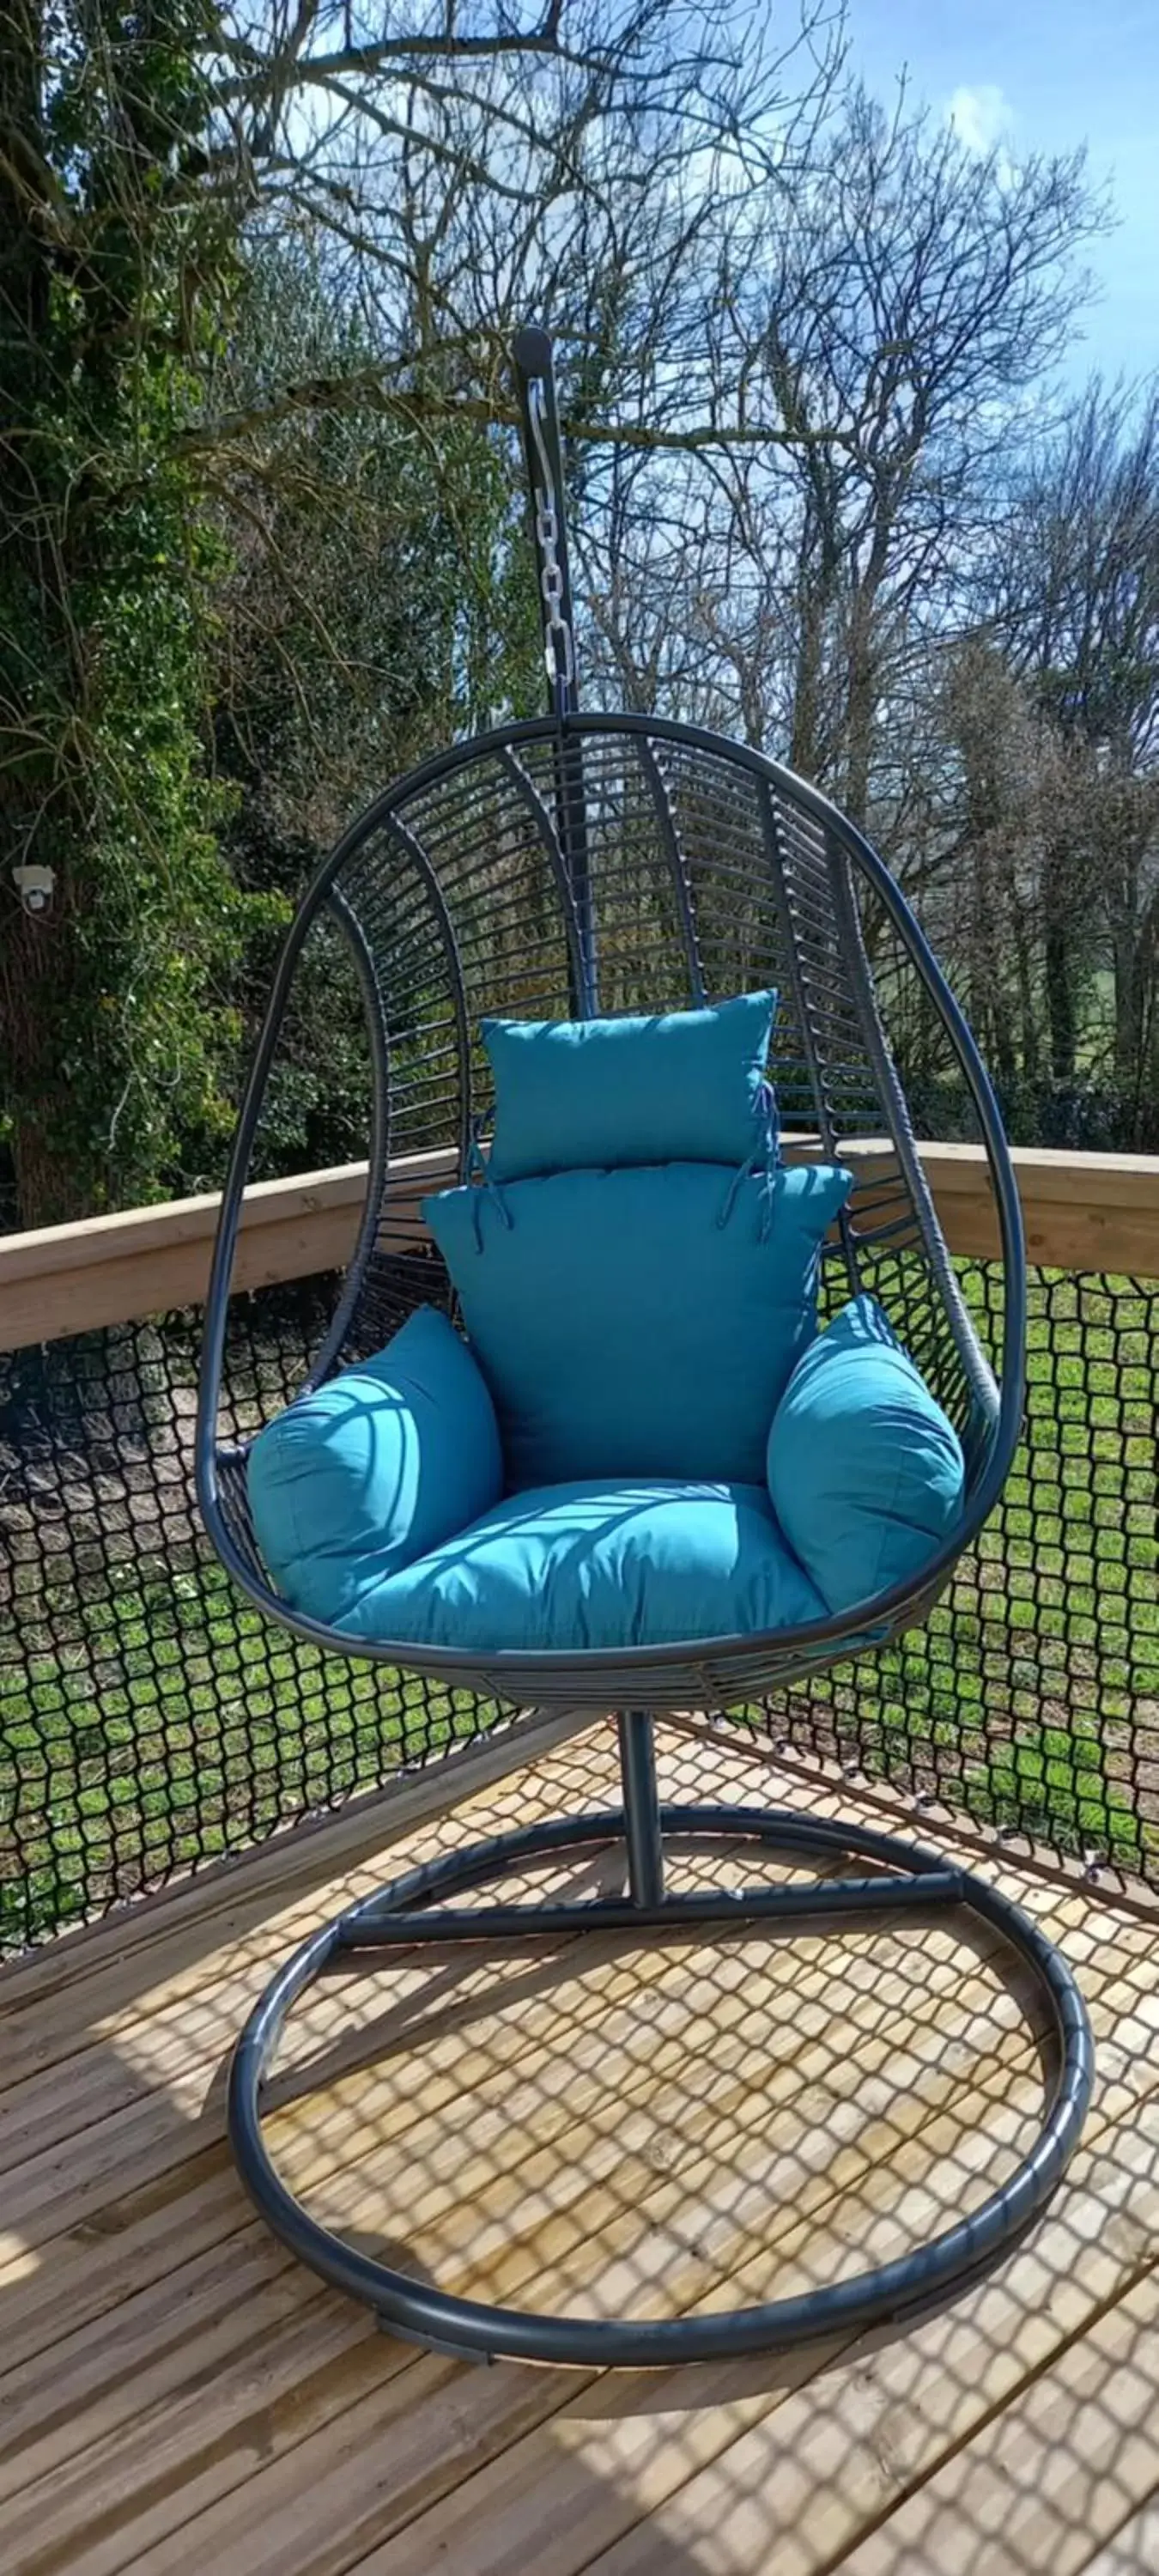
424,1159,853,1488
766,1292,966,1613
482,990,777,1179
246,1304,502,1624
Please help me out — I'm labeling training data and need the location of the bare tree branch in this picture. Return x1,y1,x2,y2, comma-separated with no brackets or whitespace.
174,377,855,461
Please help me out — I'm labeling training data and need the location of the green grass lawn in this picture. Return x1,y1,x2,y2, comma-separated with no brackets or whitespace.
775,1264,1158,1871
1,1552,503,1947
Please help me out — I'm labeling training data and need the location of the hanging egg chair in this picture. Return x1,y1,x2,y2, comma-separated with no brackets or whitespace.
196,326,1092,2367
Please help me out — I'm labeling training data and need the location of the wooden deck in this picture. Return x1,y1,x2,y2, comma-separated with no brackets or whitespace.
3,1722,1159,2576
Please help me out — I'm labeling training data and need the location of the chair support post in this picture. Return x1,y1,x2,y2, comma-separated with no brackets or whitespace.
616,1710,664,1905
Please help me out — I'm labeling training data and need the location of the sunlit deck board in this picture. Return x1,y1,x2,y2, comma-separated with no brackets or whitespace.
2,1722,1158,2576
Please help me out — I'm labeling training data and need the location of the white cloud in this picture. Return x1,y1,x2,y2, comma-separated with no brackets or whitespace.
947,82,1014,158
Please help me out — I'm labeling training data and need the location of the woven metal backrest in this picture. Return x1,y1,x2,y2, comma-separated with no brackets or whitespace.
196,713,1025,1704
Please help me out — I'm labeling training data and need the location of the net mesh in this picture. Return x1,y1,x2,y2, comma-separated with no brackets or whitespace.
767,1262,1158,1877
0,1280,517,1951
2,1261,1156,1952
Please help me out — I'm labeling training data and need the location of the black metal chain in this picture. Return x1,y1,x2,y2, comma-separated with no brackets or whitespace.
527,379,576,698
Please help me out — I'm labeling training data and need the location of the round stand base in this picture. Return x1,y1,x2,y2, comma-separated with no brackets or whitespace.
228,1803,1094,2369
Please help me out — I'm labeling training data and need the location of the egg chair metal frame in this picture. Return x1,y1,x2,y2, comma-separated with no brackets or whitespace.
197,325,1094,2366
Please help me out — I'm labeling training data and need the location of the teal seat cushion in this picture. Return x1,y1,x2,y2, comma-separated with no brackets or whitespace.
332,1479,827,1652
424,1158,853,1488
766,1293,966,1614
246,1305,502,1625
482,991,777,1179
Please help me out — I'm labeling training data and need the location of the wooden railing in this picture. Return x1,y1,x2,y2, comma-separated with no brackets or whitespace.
3,1139,1157,1350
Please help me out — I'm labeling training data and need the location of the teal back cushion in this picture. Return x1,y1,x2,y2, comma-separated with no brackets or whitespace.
483,990,777,1179
766,1293,966,1614
334,1479,827,1654
246,1304,502,1625
424,1159,853,1488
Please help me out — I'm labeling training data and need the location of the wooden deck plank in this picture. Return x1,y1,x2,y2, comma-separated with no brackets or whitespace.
270,1929,1041,2324
87,2026,1050,2576
0,1922,1038,2567
0,1821,1028,2300
1077,2496,1159,2573
73,1984,1157,2566
0,2148,267,2376
0,1863,916,2366
330,2088,1159,2576
0,1711,597,2084
0,1910,1043,2557
3,1728,1158,2576
0,1751,1004,2244
0,2225,307,2497
834,2270,1159,2576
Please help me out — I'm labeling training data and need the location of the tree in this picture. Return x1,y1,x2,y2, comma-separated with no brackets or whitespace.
756,90,1102,818
0,0,278,1227
197,240,544,1187
574,85,1103,829
989,381,1159,1116
0,0,840,1225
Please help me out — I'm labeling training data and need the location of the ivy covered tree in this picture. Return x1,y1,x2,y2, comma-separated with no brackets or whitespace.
0,0,281,1225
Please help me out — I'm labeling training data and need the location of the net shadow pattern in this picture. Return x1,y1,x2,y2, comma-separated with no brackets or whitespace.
2,1261,1155,1952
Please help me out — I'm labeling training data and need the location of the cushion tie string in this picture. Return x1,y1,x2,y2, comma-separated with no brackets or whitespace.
717,1135,780,1241
467,1127,514,1253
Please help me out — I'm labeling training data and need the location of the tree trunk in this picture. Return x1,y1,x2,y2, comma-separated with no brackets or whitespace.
843,631,876,829
1112,928,1145,1091
1043,905,1077,1084
1012,896,1041,1083
2,890,101,1229
9,1103,96,1235
790,577,827,777
0,1,82,1230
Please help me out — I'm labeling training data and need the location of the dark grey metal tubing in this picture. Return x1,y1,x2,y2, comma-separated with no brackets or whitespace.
227,1804,1094,2370
327,1875,965,1949
341,1800,966,1916
617,1710,665,1906
510,324,598,1015
756,781,862,1300
825,822,1004,1435
637,738,707,1005
301,891,394,1393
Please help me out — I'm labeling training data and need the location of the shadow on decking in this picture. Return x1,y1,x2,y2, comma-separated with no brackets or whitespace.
0,1734,1155,2574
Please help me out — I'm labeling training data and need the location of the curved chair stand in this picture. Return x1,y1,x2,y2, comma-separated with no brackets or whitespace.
228,1711,1095,2369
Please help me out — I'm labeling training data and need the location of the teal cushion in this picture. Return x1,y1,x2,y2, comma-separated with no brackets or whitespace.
424,1159,853,1488
332,1479,827,1652
766,1294,966,1613
482,991,777,1179
246,1305,502,1624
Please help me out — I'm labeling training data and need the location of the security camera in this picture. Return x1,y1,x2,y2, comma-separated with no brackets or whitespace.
11,863,56,915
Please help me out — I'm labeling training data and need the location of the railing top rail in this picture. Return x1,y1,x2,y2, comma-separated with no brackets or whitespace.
2,1138,1156,1349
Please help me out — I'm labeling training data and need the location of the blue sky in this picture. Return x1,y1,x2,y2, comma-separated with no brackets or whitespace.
843,0,1158,384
